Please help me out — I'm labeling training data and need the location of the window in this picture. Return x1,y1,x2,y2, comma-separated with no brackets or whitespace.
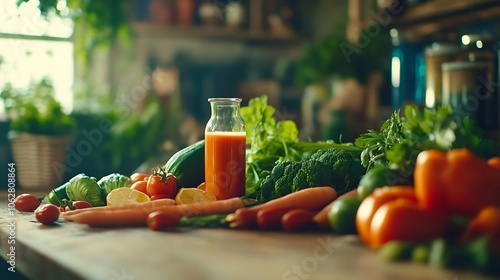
0,0,74,112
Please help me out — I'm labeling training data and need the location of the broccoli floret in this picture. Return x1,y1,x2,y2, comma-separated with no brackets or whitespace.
259,174,275,202
271,162,302,200
304,149,328,162
291,168,308,192
257,148,365,202
302,160,335,187
314,148,365,194
258,161,293,202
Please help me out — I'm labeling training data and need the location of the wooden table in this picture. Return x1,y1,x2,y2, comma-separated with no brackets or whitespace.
0,198,497,280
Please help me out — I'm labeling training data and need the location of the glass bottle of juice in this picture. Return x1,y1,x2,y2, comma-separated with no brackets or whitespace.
205,98,246,200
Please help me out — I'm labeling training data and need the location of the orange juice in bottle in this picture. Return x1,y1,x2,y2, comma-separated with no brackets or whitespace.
205,98,246,200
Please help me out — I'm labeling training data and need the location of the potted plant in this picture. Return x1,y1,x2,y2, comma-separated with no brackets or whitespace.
1,78,75,190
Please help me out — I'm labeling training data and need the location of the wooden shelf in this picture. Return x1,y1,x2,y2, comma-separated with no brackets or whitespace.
132,22,300,43
352,0,500,42
390,0,499,27
391,0,500,41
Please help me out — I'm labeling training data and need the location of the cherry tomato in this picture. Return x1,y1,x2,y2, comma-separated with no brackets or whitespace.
131,181,148,195
147,211,181,231
147,174,176,198
14,194,40,212
130,173,150,184
35,204,60,225
150,194,171,201
72,201,92,209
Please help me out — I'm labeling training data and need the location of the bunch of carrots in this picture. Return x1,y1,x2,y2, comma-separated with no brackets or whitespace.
63,186,343,231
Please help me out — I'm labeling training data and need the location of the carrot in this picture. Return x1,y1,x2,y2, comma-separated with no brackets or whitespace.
313,188,358,229
68,197,245,227
63,199,176,219
230,186,337,228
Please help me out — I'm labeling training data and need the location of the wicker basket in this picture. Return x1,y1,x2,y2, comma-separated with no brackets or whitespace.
9,132,73,190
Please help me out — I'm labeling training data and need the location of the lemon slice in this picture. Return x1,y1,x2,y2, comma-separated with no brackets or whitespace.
106,187,151,206
175,188,216,205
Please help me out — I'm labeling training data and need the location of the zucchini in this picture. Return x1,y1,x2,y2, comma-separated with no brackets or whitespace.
164,140,205,188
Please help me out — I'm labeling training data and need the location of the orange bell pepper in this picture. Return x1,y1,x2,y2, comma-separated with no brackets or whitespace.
461,206,500,253
356,186,448,248
415,149,500,217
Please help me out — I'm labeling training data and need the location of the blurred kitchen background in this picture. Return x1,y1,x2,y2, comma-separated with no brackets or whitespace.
1,0,499,190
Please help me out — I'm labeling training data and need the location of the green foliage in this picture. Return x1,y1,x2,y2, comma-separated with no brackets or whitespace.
66,173,105,207
355,105,500,173
97,173,131,197
1,78,75,135
256,148,364,203
295,20,390,86
18,0,132,67
242,95,361,196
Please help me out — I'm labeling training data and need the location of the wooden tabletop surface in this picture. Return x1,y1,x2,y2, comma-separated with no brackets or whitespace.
0,194,497,280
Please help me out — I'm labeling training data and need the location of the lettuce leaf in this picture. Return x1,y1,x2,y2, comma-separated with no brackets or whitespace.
66,173,105,206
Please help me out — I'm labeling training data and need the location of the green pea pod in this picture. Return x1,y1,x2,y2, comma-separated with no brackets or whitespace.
47,182,70,206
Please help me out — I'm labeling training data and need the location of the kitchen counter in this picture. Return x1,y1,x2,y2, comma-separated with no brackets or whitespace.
0,193,497,280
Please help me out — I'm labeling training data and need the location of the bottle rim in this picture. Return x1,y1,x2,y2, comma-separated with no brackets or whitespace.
208,98,242,104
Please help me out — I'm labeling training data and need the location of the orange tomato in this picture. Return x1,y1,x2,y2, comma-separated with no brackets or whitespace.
356,186,447,248
131,181,148,195
356,186,416,247
370,199,448,248
130,173,150,184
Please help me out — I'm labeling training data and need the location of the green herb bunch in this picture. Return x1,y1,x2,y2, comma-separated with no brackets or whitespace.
355,105,499,173
1,78,75,135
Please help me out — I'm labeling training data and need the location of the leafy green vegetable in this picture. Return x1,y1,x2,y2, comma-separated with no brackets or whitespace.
255,148,364,202
66,173,105,206
241,95,361,196
2,79,75,135
355,105,499,173
97,173,131,197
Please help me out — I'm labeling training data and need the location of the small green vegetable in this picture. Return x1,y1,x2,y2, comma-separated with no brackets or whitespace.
46,182,70,206
357,166,408,199
97,173,131,197
66,173,105,207
378,241,415,261
411,244,430,263
428,237,496,273
327,196,362,235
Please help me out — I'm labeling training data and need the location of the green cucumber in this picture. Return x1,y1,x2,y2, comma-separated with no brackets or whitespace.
47,182,70,206
164,140,205,188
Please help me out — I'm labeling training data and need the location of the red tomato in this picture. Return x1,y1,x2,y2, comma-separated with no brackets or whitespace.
14,194,40,212
130,173,150,184
147,174,176,198
131,181,148,195
35,204,60,225
72,201,92,209
147,211,181,231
